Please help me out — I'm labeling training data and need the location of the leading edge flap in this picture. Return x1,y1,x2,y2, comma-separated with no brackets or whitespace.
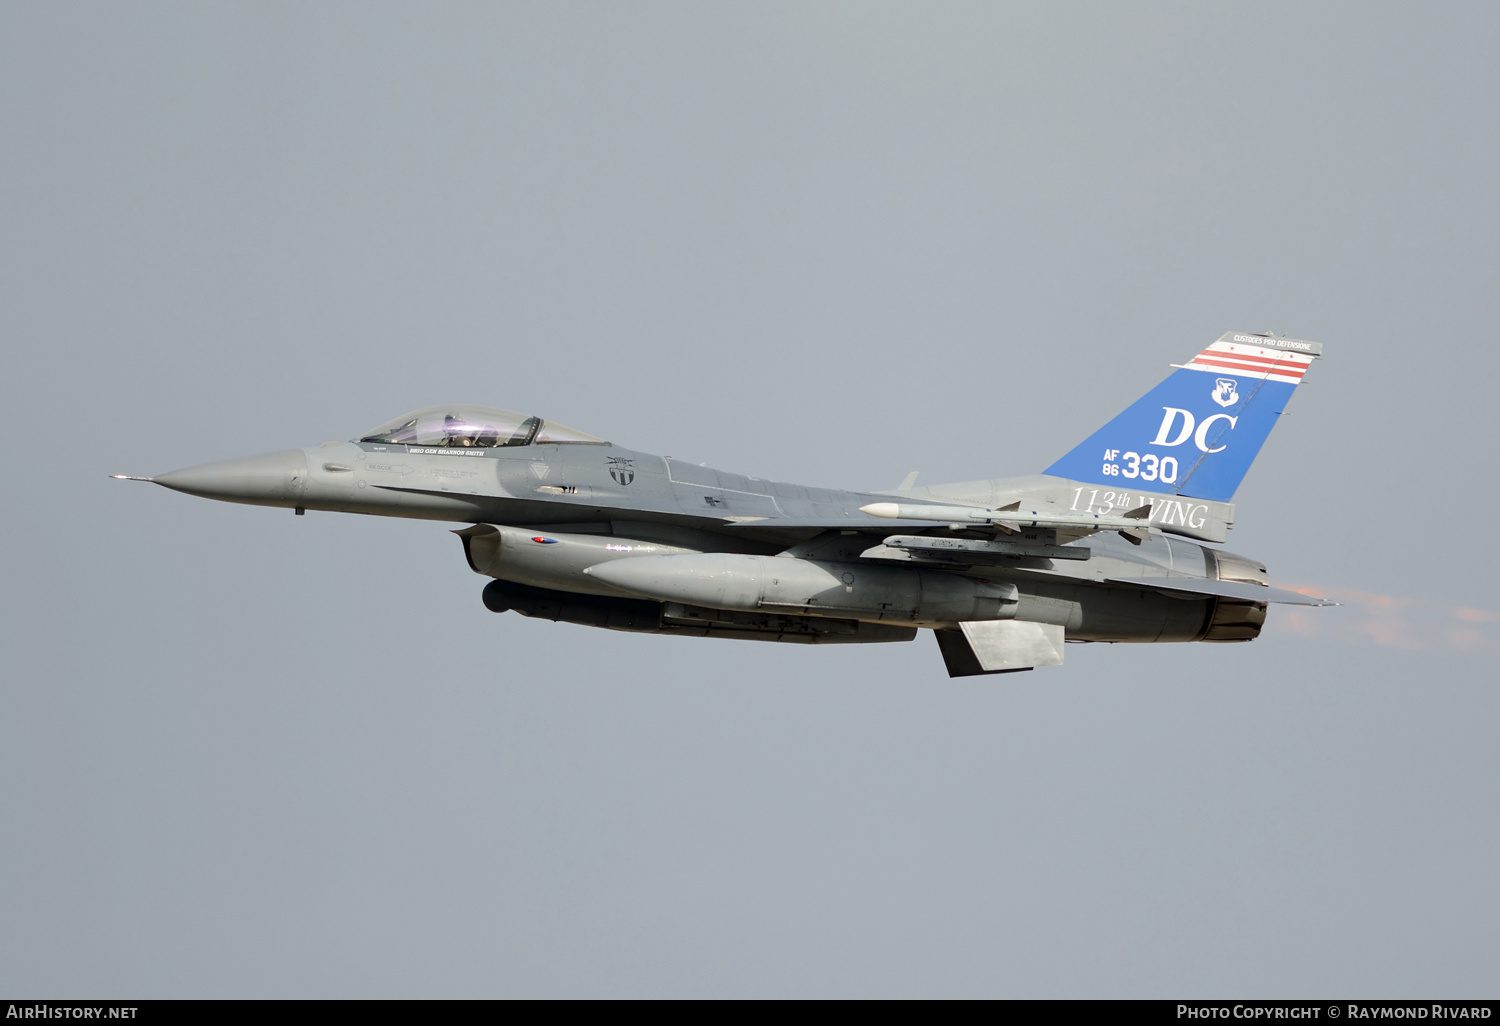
1043,332,1322,503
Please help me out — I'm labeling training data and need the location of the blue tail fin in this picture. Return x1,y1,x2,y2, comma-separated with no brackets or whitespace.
1043,332,1322,502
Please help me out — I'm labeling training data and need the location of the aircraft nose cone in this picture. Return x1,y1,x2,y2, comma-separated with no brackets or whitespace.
154,449,308,506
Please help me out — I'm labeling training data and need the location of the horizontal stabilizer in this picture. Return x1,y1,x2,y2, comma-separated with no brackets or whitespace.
1106,576,1335,606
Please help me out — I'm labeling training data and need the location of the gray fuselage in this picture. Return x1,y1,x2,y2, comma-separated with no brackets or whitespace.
148,433,1273,655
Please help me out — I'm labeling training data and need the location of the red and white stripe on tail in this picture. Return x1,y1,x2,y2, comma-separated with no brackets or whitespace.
1181,336,1313,384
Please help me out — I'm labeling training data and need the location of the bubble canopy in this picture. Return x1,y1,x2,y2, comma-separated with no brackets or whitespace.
358,406,606,448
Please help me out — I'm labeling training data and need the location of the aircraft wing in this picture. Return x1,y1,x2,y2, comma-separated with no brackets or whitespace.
1106,576,1335,606
860,534,1092,563
722,516,942,531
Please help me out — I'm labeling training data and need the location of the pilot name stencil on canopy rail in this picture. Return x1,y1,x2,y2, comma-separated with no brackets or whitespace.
116,331,1334,676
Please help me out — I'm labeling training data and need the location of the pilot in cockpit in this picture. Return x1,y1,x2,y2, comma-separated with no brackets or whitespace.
444,414,483,447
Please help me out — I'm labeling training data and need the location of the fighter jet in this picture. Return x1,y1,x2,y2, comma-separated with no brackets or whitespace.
117,331,1333,676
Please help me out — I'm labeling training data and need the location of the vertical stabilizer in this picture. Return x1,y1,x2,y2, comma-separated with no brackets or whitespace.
1043,332,1321,503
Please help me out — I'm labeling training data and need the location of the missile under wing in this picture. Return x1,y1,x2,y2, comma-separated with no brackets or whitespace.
117,331,1334,677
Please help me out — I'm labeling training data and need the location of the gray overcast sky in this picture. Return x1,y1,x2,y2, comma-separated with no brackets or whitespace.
3,1,1497,998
